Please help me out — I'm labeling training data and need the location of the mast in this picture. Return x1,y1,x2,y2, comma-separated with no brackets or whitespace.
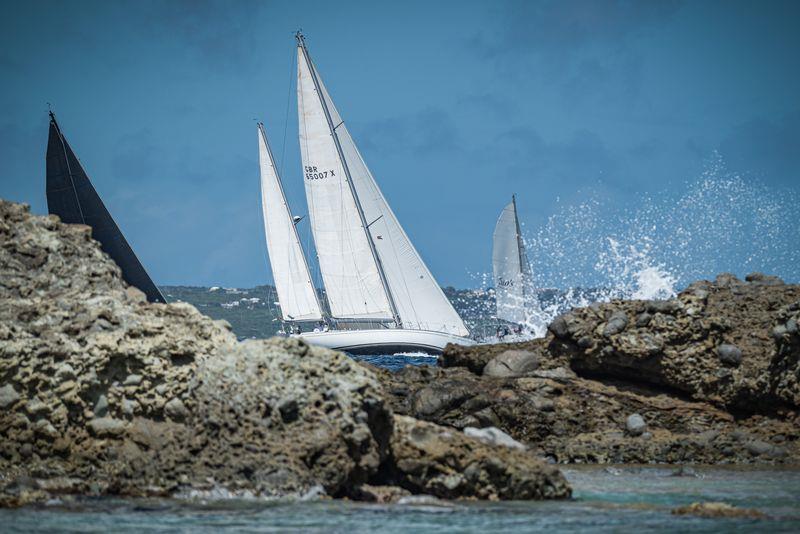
296,31,402,328
258,121,328,323
511,194,530,298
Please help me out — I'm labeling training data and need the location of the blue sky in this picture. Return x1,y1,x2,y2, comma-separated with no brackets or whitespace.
1,0,798,288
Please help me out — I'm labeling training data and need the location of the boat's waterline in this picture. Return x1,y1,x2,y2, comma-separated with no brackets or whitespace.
293,329,475,355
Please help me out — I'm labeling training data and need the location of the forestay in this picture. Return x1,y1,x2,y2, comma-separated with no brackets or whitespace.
297,49,394,320
314,77,470,337
492,197,531,324
258,124,323,322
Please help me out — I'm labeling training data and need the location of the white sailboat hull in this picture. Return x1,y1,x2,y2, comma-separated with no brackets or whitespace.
294,329,475,355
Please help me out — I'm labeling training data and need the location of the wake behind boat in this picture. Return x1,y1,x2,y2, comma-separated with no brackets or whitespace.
258,33,474,355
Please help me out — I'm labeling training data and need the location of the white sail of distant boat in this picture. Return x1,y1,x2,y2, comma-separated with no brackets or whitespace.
258,122,324,322
257,32,473,354
493,195,533,325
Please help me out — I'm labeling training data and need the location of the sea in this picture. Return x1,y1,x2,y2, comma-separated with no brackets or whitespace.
3,467,799,532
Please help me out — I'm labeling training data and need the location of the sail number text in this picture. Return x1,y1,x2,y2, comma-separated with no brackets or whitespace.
305,166,336,180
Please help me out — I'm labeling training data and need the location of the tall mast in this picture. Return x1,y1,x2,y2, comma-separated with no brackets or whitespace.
258,121,328,323
296,31,402,328
511,194,530,298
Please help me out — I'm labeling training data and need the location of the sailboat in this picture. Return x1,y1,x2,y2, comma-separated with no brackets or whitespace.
257,33,474,355
46,112,165,303
492,195,533,327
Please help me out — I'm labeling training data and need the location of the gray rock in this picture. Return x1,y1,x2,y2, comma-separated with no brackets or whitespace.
603,311,629,337
87,417,128,438
626,413,647,436
164,398,188,421
548,314,570,339
636,312,652,327
717,344,743,366
93,394,108,417
646,300,683,315
483,350,539,378
123,374,143,386
464,426,526,450
0,384,20,408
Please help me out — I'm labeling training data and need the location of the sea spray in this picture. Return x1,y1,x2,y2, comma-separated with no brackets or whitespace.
462,153,799,341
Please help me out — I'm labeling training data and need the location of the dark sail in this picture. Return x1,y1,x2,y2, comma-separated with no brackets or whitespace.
46,112,166,303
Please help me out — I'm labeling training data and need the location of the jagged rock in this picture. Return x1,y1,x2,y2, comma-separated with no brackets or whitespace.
672,501,766,518
0,199,402,504
483,350,539,378
388,416,570,500
464,426,526,450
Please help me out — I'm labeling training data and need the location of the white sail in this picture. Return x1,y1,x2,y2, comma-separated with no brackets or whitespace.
325,102,470,336
259,124,323,322
493,197,531,324
299,44,469,337
297,48,394,320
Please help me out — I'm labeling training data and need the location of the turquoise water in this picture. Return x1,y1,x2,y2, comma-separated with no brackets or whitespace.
3,467,799,532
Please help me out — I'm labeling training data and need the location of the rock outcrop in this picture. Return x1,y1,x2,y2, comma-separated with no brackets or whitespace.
381,274,800,465
0,199,570,506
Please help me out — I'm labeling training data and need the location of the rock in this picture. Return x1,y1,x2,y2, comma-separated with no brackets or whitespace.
745,272,784,285
87,417,128,438
93,394,109,417
0,200,402,504
672,501,765,518
625,414,647,436
483,350,539,378
123,374,143,386
549,314,570,339
389,415,570,500
352,484,411,503
464,426,526,450
602,311,628,337
164,398,188,421
0,385,20,409
635,312,652,327
716,344,742,366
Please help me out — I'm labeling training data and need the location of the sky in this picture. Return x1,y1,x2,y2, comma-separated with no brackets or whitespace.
1,0,798,288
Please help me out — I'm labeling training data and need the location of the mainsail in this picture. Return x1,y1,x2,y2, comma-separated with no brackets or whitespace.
296,35,469,336
492,196,532,324
258,123,324,322
46,112,165,303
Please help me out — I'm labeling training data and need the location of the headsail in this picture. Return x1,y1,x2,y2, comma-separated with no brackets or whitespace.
258,123,324,322
296,35,469,336
492,196,531,324
46,112,165,303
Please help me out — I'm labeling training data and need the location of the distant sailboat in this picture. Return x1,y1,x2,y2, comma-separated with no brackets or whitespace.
257,33,473,354
492,195,533,326
46,112,165,303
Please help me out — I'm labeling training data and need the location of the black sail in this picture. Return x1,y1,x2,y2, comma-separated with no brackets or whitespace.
46,112,166,303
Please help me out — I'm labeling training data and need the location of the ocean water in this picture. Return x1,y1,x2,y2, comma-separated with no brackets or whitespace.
3,467,799,532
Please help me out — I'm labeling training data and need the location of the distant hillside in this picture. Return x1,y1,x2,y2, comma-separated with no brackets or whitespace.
162,285,600,340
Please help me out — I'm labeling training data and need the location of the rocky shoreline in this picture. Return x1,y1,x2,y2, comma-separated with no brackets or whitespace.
0,200,567,507
1,198,797,508
377,273,800,465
